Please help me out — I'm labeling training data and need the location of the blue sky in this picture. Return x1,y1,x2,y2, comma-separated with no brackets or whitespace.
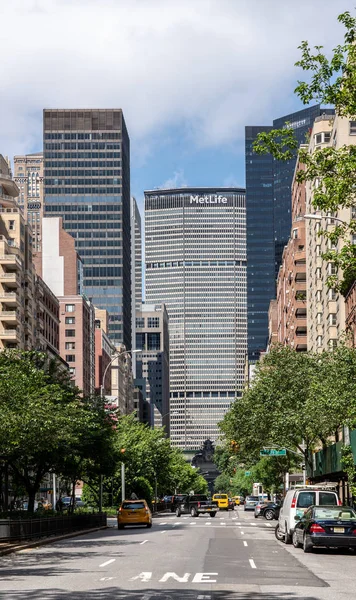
0,0,352,215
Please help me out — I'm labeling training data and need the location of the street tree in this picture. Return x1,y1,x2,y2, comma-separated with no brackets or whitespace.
253,11,356,294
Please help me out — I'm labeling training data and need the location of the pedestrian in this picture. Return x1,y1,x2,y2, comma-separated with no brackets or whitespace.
56,497,64,512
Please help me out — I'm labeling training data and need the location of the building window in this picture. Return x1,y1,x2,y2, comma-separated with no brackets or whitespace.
329,314,337,325
292,228,298,239
8,220,15,231
65,304,75,312
65,317,75,324
65,342,76,350
147,317,160,328
147,333,161,350
349,121,356,135
65,329,76,337
316,267,321,279
66,355,75,362
315,133,322,144
136,318,145,328
69,367,76,377
324,132,331,143
328,289,337,301
317,335,323,347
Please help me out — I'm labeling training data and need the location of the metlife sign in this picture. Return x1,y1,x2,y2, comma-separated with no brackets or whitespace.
189,194,229,205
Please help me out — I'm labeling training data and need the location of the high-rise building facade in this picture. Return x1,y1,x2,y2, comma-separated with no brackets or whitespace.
145,188,247,450
245,105,334,361
13,152,44,252
43,109,131,347
135,303,169,433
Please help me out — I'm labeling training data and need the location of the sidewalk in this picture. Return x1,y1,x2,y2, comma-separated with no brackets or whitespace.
0,525,107,556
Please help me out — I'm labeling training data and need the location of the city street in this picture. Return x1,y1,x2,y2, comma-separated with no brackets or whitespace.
0,508,354,600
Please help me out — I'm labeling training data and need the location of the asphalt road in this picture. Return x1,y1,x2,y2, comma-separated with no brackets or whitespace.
0,508,355,600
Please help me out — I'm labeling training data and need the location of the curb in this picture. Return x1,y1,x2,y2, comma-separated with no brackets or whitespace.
0,525,108,556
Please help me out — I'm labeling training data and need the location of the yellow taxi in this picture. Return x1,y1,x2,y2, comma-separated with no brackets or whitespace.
232,495,242,506
212,493,229,510
117,499,152,529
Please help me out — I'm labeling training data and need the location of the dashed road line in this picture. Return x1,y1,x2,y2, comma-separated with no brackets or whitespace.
161,530,167,534
243,541,248,547
265,523,272,527
249,559,257,569
159,522,167,526
241,531,245,535
140,540,148,545
99,559,116,568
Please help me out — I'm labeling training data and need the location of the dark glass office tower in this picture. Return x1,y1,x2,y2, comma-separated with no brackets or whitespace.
246,105,334,361
43,109,131,347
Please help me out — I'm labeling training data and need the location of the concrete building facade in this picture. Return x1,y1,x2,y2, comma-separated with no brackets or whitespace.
135,303,170,433
43,109,131,347
94,307,116,396
13,152,44,252
306,114,356,352
145,188,247,450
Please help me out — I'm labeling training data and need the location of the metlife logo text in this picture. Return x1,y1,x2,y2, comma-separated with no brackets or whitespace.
190,194,228,205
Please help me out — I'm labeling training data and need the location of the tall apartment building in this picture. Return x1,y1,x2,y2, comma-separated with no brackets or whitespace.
135,303,169,432
13,152,44,252
274,156,307,351
306,114,356,352
0,155,59,355
245,105,334,361
130,196,142,380
43,109,131,347
35,216,95,393
145,188,247,450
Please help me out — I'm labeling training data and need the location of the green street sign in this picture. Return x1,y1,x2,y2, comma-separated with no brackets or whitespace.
245,471,251,476
260,448,287,456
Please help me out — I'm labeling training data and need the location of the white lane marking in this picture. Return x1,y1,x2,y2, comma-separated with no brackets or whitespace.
265,523,272,527
100,577,115,581
159,522,167,526
198,596,212,599
192,573,218,583
251,523,257,526
99,559,116,567
161,530,167,534
140,540,148,545
243,541,248,547
220,522,226,526
190,522,196,525
249,559,257,569
205,521,211,525
184,516,188,519
159,572,190,583
241,531,245,535
130,572,152,582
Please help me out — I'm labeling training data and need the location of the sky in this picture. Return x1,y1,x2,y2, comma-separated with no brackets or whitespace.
0,0,352,213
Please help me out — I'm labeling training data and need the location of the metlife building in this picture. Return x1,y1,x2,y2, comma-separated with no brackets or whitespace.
145,188,247,450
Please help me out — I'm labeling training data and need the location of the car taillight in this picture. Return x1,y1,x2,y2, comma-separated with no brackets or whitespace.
291,497,296,508
198,502,201,508
338,499,342,506
118,507,122,513
145,508,149,513
310,523,325,533
352,529,356,535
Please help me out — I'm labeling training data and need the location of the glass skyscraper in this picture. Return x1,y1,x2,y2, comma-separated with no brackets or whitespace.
246,105,334,361
145,188,247,450
43,109,131,347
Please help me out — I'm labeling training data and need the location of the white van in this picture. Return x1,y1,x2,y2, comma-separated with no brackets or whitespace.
275,484,340,544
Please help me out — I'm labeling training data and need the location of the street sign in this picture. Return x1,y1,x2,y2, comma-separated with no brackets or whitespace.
260,449,287,456
245,471,251,476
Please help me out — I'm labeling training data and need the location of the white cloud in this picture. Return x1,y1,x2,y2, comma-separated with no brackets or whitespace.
159,169,187,190
0,0,348,160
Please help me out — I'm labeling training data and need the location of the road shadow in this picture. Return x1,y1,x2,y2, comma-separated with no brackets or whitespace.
0,588,324,600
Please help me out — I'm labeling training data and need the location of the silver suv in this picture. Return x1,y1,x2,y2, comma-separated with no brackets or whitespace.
276,485,340,544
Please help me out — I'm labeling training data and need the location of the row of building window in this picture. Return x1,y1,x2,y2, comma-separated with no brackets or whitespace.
146,260,247,268
45,143,120,150
45,187,122,195
45,133,120,140
45,152,121,159
45,161,121,168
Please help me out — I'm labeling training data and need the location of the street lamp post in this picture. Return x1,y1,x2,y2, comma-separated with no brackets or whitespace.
99,349,139,511
304,213,347,226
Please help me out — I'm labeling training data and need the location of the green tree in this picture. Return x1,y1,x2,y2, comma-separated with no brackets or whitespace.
220,345,356,471
253,11,356,294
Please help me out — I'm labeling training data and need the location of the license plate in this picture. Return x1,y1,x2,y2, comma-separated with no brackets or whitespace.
334,527,344,533
206,508,211,511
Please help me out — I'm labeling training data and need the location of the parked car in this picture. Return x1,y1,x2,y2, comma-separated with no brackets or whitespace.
276,485,340,544
212,494,229,510
254,501,281,520
244,495,259,511
117,499,152,529
292,505,356,553
176,494,218,517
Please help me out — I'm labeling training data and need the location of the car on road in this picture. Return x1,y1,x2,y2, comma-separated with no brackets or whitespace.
171,494,187,512
212,493,229,510
176,494,218,517
276,485,340,544
254,501,281,520
292,505,356,553
117,499,152,529
232,495,244,506
243,495,259,511
228,498,235,510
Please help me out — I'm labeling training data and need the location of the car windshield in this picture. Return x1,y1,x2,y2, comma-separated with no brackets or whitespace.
122,502,145,510
214,495,227,499
191,495,207,501
246,496,259,501
313,507,356,520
